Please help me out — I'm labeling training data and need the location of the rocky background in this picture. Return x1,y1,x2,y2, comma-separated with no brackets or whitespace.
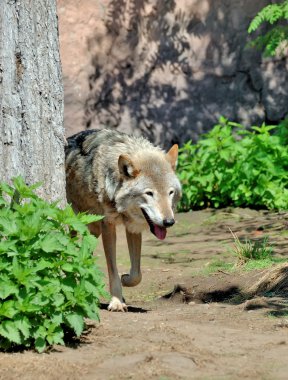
58,0,288,148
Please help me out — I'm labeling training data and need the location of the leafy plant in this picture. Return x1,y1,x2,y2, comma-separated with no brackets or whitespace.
248,0,288,56
177,117,288,211
0,177,107,352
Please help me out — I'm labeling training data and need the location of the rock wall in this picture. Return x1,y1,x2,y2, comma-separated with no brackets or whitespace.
58,0,288,147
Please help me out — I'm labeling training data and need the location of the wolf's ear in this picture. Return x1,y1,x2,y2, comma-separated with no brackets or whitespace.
166,144,178,171
118,154,140,178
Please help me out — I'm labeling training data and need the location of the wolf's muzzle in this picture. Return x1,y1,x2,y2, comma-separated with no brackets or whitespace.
163,218,175,227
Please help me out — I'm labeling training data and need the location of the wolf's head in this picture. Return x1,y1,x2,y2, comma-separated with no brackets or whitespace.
114,145,182,239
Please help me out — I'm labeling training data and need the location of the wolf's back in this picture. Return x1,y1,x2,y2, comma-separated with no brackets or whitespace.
65,129,161,174
65,129,163,212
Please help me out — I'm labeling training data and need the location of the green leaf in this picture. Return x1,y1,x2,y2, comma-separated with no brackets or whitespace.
30,293,50,307
65,218,88,235
77,213,103,224
0,321,21,344
61,276,77,292
219,150,231,161
0,300,18,318
12,176,41,200
52,293,65,307
18,212,44,241
12,258,33,286
14,316,31,340
47,326,64,345
0,239,17,253
38,232,65,253
0,182,14,197
0,282,18,299
33,259,54,272
78,234,97,260
65,313,84,336
61,263,74,272
81,303,99,321
51,312,63,325
0,217,18,235
35,337,46,353
83,279,101,296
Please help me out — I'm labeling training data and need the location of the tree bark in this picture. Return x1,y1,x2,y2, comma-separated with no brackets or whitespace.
0,0,66,203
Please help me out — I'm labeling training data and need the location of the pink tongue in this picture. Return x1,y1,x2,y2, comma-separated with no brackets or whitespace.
154,225,167,240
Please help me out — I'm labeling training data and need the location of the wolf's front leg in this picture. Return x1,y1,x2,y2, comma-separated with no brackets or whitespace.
121,230,142,287
101,221,127,312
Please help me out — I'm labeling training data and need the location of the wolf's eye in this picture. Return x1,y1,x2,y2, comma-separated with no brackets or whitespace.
145,191,154,197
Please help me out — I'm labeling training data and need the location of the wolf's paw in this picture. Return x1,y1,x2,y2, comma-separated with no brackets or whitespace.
121,273,142,287
108,297,128,312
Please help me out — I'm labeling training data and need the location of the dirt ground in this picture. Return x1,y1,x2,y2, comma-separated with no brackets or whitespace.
1,209,288,380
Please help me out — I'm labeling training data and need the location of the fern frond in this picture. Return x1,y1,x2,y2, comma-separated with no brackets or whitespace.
248,0,288,56
248,1,288,33
249,25,288,56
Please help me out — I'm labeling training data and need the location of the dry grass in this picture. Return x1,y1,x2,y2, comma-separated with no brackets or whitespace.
246,263,288,296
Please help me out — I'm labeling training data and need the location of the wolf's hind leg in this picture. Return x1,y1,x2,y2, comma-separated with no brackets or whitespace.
121,230,142,287
101,221,128,312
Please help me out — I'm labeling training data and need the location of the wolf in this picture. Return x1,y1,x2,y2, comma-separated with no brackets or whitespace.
65,129,181,311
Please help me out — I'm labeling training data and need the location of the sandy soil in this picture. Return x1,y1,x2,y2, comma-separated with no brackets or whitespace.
1,209,288,380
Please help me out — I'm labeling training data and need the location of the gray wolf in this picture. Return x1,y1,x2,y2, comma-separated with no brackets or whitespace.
65,129,181,311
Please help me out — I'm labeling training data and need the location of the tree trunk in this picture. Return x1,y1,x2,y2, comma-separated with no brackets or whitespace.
0,0,66,203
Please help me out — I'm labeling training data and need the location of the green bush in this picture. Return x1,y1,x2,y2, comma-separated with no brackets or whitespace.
177,117,288,211
0,177,106,352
